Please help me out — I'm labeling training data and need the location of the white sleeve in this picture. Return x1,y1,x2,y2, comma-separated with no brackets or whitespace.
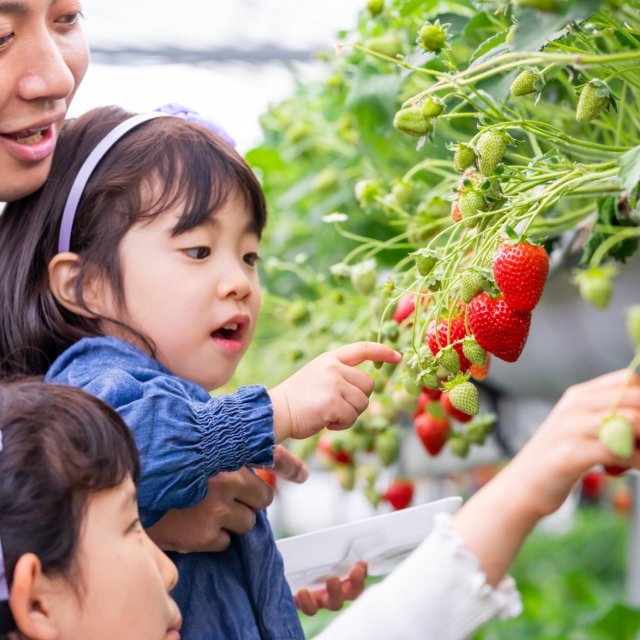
316,512,522,640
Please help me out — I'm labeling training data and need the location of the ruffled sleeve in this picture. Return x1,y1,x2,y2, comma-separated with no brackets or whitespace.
58,366,275,526
317,511,522,640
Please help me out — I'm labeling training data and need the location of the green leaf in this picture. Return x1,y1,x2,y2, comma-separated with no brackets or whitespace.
513,0,602,52
469,29,511,65
581,197,639,265
618,144,640,196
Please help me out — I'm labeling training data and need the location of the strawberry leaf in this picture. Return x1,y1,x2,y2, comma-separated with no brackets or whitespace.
618,145,640,197
581,197,639,265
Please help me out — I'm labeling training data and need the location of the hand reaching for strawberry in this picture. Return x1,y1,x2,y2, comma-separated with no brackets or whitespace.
452,368,640,587
269,342,401,442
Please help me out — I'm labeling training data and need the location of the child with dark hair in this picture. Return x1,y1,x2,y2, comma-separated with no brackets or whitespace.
0,105,400,639
0,378,182,640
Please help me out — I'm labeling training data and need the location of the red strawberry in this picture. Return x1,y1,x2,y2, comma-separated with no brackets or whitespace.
318,433,353,465
440,392,473,423
382,479,414,510
414,411,451,455
392,292,416,324
426,318,471,372
604,465,629,476
581,471,605,502
255,468,277,489
467,293,531,362
492,241,549,312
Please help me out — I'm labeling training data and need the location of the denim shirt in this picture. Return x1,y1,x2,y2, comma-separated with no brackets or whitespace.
46,336,304,640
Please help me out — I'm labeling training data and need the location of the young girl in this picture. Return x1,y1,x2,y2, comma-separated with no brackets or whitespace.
0,378,182,640
0,105,400,639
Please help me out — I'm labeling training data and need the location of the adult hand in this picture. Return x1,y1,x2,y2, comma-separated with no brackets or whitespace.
294,561,368,616
271,444,309,483
146,467,274,553
269,342,401,442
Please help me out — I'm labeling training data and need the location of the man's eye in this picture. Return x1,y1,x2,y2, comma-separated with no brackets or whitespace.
185,247,211,260
244,253,260,267
55,12,82,26
0,32,14,50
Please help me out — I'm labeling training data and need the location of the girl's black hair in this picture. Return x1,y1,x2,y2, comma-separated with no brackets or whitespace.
0,378,140,637
0,105,268,377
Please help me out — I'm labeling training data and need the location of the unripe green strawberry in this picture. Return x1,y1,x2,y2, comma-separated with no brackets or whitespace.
576,80,611,123
572,265,617,309
421,97,444,118
448,434,470,458
330,262,351,282
355,179,381,206
336,464,356,491
391,385,420,414
510,69,539,97
286,300,310,325
627,305,640,349
393,107,433,138
350,259,377,295
476,131,508,175
365,34,404,58
460,271,487,303
417,20,448,52
375,429,401,466
412,248,438,276
436,347,461,375
458,190,486,226
367,0,384,16
462,337,487,366
598,414,634,459
417,367,439,390
364,484,381,508
391,180,414,208
464,422,486,445
452,144,476,173
447,380,480,416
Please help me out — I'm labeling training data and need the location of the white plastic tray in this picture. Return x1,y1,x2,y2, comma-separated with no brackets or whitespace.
277,496,462,592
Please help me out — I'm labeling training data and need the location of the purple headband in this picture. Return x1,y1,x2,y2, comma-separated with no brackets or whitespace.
57,104,235,254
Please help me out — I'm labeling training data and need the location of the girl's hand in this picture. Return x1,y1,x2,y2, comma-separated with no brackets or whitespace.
269,342,401,442
453,368,640,587
509,368,640,519
294,561,368,616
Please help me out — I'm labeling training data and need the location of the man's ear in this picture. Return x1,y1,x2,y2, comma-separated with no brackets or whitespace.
48,252,105,319
9,554,60,640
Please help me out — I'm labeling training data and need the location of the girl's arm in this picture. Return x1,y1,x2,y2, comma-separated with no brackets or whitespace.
317,369,640,640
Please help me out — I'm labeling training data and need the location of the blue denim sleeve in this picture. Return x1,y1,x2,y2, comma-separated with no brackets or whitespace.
81,372,276,526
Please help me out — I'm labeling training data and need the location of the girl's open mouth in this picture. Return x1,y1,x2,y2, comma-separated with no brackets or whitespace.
211,321,243,341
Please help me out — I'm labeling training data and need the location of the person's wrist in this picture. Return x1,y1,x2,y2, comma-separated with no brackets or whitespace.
268,386,293,442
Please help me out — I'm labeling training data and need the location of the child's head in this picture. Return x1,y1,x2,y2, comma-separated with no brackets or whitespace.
0,379,181,640
0,106,268,390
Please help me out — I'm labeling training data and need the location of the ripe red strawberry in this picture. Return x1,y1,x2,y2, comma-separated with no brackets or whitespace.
414,411,451,455
392,292,416,324
581,471,605,503
318,432,353,465
254,468,277,490
604,464,628,476
467,293,532,362
426,318,471,372
382,479,414,510
440,392,473,423
492,241,549,312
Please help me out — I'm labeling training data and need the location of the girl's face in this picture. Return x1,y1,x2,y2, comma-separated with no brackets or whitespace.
97,187,262,391
48,477,182,640
0,0,88,202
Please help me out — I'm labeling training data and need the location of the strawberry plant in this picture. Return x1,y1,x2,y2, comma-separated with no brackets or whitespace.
235,0,640,498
